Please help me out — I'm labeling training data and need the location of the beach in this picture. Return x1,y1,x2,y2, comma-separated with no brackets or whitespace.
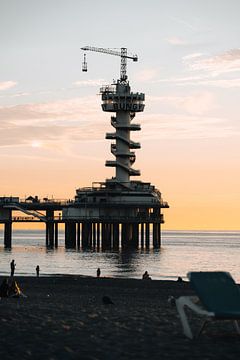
0,276,239,360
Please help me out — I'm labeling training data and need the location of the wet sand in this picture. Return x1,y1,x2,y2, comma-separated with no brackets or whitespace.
0,276,239,360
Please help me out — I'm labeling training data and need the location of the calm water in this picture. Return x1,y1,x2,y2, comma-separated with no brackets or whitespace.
0,229,240,281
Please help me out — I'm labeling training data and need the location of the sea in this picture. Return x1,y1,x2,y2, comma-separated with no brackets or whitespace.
1,229,240,282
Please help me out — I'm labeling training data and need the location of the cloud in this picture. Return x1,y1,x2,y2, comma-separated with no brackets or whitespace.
154,75,240,88
153,75,207,84
152,49,240,88
0,96,109,149
0,90,234,151
169,16,198,32
165,37,187,45
11,92,30,98
134,68,159,82
0,81,18,91
185,49,240,76
0,96,102,123
182,53,204,61
176,77,240,88
147,92,217,115
198,78,240,88
140,113,238,140
73,79,106,87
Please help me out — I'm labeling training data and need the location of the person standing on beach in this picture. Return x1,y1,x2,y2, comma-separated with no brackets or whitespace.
36,265,40,277
97,268,101,278
10,259,16,277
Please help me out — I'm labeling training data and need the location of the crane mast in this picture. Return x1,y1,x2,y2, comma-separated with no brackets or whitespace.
81,46,138,83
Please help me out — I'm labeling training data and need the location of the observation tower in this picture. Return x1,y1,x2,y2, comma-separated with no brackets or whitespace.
103,81,143,183
62,47,169,249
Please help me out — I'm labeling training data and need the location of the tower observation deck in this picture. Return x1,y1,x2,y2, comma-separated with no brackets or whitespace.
61,46,169,249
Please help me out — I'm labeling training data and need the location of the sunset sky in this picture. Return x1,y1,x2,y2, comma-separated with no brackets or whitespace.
1,0,240,230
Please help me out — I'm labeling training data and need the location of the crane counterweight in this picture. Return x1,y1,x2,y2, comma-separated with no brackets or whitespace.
82,53,87,72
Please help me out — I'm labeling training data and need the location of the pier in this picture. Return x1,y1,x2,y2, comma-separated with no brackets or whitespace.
0,192,169,249
1,47,169,249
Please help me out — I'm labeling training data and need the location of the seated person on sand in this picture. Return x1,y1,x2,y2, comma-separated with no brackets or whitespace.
142,271,152,280
8,279,27,298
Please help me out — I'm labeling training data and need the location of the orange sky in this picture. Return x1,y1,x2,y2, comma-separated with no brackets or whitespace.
1,1,240,230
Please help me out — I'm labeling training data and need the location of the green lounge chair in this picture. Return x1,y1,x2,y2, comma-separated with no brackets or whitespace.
176,271,240,339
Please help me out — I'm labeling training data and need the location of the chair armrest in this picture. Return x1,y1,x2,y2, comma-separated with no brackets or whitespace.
177,296,214,316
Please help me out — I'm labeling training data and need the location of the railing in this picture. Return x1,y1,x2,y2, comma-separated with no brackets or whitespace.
0,198,72,206
12,216,39,221
12,213,164,222
19,198,71,205
100,85,116,94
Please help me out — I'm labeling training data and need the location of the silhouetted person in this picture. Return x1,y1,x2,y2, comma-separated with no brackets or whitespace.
97,268,101,278
8,278,26,298
36,265,40,277
10,259,16,277
177,276,183,282
8,279,21,297
0,278,9,297
102,296,114,305
142,271,151,280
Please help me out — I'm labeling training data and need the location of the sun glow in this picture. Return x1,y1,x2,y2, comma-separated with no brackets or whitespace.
31,141,42,148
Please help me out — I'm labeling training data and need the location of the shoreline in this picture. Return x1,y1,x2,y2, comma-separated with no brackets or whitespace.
1,276,240,359
1,273,186,281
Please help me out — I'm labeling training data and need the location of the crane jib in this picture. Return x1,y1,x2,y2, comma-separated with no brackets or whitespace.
81,47,137,61
81,46,138,81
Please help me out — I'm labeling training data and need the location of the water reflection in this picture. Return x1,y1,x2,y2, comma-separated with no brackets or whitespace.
1,230,240,281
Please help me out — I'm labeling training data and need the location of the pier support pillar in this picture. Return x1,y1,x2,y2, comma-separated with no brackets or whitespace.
92,223,96,248
4,221,12,248
121,223,126,248
145,223,150,248
157,223,161,247
96,223,100,248
105,224,112,249
46,210,54,248
89,223,93,248
46,222,54,248
65,222,76,248
113,223,119,249
153,223,159,248
140,223,144,248
121,223,133,248
132,223,139,248
101,223,107,250
77,223,81,249
54,222,58,248
3,209,12,248
82,223,91,249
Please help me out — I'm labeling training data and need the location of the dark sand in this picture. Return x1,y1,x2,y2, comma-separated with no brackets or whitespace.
0,276,240,360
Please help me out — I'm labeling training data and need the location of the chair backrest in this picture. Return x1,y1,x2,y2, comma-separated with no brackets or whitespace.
188,271,240,316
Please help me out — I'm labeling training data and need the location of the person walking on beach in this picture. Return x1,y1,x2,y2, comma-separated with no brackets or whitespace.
10,259,16,277
97,268,101,278
36,265,40,277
